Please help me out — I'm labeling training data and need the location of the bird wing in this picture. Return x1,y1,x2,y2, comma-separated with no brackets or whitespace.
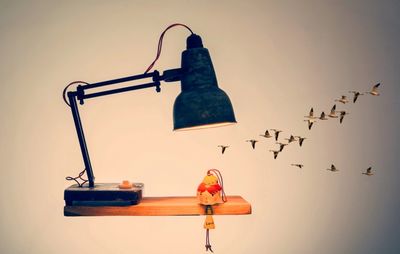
310,107,314,117
367,167,371,173
299,138,304,146
265,130,270,136
320,112,325,118
308,121,313,130
331,104,336,114
373,83,381,89
353,94,358,103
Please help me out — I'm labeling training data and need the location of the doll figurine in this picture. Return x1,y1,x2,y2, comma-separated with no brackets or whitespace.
197,171,224,205
196,169,227,252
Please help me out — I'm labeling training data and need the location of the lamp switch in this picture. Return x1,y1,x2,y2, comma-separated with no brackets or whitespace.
119,180,133,189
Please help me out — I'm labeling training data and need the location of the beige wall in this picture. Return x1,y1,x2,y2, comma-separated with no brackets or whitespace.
1,1,400,253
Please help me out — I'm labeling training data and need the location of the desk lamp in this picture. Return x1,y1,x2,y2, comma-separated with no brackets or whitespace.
63,24,236,206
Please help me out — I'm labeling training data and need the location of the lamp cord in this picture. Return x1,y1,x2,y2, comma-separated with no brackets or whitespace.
66,168,88,187
62,81,89,107
62,24,193,106
143,23,193,74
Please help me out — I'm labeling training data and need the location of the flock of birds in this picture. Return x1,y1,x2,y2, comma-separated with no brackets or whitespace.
217,83,382,176
303,83,381,129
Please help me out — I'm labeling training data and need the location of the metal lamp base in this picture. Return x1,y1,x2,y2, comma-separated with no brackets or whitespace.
64,183,143,206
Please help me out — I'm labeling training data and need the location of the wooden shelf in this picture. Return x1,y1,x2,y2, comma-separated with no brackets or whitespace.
64,196,251,216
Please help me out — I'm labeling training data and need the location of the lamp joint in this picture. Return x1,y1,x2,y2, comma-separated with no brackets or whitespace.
153,71,161,93
77,85,85,105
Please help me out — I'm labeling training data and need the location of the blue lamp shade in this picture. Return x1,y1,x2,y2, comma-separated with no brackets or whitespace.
173,34,237,131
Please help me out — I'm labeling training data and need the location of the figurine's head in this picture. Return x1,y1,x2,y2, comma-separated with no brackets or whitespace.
202,173,218,186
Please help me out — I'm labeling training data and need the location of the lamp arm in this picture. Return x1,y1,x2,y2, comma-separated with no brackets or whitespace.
72,69,182,104
67,91,95,187
66,68,182,188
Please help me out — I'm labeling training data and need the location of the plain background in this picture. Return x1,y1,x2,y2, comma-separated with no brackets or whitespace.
1,0,400,253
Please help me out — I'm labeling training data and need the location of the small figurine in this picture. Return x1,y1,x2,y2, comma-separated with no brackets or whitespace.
197,169,227,252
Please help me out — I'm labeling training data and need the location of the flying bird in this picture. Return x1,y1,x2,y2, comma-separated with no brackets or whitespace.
339,111,349,124
218,145,229,154
260,130,273,138
366,83,381,96
284,135,298,143
326,164,339,172
270,129,282,141
291,164,304,169
304,107,318,119
276,142,288,152
304,119,316,130
246,139,258,149
328,104,339,118
269,150,280,159
335,95,349,104
362,167,374,176
319,111,328,120
349,91,364,103
295,136,307,147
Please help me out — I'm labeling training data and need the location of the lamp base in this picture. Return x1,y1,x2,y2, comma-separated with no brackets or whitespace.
64,183,143,206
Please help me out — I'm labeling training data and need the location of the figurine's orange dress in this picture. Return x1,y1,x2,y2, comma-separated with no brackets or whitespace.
197,182,223,205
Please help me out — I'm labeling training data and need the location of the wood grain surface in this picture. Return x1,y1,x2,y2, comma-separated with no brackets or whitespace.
64,195,251,216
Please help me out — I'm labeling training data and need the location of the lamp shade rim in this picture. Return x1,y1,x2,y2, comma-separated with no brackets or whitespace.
173,121,237,131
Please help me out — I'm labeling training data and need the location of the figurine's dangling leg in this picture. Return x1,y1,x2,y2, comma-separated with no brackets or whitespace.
204,205,214,252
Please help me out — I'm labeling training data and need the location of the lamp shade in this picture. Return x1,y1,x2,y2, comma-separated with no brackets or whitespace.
173,34,237,131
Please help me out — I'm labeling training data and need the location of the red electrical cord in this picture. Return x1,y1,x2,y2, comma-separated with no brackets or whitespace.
62,24,193,107
62,81,89,107
143,23,193,74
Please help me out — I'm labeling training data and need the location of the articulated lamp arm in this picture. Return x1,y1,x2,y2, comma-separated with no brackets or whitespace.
66,69,182,188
